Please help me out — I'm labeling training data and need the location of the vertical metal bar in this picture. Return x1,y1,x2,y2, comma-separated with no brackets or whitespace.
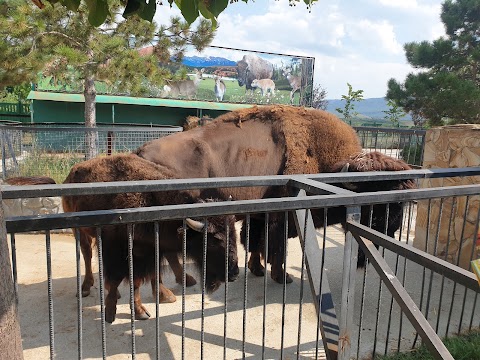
424,198,445,333
223,219,230,360
154,222,160,360
262,213,269,360
296,210,308,360
45,230,55,360
469,293,478,331
1,130,7,179
242,215,250,359
372,204,389,358
397,202,414,353
127,224,136,359
436,198,457,333
9,232,18,303
385,202,405,355
412,199,433,349
356,206,374,360
280,211,288,360
338,206,360,360
446,196,470,337
75,229,83,360
201,218,208,360
316,210,327,360
182,221,187,360
96,228,107,360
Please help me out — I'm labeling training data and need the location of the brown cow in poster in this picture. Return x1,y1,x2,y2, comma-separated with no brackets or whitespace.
135,105,414,283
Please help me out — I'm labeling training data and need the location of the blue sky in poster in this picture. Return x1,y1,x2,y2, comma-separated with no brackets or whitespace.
154,0,446,99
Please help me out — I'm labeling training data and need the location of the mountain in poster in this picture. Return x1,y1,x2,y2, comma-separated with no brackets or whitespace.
182,56,237,67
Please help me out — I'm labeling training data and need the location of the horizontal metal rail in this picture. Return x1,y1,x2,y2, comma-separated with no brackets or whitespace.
3,167,480,200
354,126,427,135
5,183,480,233
346,222,479,291
0,124,183,132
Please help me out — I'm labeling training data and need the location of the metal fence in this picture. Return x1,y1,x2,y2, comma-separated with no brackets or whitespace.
354,126,426,167
0,124,182,182
3,168,479,359
0,124,426,184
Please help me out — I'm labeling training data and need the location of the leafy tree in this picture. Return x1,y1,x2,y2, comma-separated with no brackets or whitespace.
311,84,328,110
383,99,406,128
387,0,480,126
1,0,214,158
335,83,364,125
30,0,318,27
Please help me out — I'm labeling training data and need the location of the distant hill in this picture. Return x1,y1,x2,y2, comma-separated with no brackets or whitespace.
182,56,236,67
326,97,412,122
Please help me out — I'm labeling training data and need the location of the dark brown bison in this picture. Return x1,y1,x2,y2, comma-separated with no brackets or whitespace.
135,105,415,283
7,153,239,323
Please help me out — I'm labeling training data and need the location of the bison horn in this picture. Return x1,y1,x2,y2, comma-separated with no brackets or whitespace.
185,218,205,232
341,163,350,172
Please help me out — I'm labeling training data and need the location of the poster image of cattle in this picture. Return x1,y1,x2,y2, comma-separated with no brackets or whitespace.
35,45,315,107
167,45,315,106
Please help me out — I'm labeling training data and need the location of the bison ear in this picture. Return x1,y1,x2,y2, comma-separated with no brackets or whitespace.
185,218,205,232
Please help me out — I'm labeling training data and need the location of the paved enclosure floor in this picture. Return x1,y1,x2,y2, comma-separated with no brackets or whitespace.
9,218,479,359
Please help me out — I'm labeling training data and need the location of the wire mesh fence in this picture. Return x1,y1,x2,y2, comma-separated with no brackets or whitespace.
0,124,182,182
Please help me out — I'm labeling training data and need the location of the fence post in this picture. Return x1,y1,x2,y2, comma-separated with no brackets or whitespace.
0,192,24,359
338,205,361,360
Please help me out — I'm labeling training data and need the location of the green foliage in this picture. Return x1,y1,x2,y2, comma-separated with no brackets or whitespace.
400,142,423,166
387,0,480,126
378,329,480,360
383,99,406,127
34,0,318,27
335,83,364,125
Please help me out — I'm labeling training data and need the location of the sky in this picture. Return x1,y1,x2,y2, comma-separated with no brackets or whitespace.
154,0,446,99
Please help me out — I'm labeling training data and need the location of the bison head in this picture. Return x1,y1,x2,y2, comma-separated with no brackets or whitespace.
332,151,416,267
236,59,249,87
179,213,239,292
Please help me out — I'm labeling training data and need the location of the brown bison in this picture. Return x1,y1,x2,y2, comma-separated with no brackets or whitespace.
135,105,414,283
236,54,274,94
7,153,239,323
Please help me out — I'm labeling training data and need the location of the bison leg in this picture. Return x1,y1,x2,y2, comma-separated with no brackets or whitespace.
247,252,265,277
79,232,95,297
271,256,293,284
164,252,197,287
104,278,122,323
150,273,177,304
134,279,151,321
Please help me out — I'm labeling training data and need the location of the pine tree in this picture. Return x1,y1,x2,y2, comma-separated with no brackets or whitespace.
387,0,480,126
0,0,215,158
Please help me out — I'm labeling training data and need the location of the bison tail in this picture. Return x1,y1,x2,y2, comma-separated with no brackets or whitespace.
5,176,57,185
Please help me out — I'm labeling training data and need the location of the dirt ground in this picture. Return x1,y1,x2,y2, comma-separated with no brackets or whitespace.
10,222,479,359
11,230,325,360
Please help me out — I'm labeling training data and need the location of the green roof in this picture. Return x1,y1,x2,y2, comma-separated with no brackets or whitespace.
28,91,256,111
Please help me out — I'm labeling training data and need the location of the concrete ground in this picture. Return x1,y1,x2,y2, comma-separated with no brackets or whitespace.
10,219,480,359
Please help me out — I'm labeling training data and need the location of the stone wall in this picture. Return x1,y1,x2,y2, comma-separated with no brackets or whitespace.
413,124,480,269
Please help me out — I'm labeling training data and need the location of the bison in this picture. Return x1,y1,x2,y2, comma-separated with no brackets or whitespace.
7,153,239,323
236,54,274,94
135,105,414,283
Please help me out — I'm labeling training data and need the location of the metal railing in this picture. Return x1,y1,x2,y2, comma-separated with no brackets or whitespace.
0,124,182,181
2,168,479,359
354,126,426,167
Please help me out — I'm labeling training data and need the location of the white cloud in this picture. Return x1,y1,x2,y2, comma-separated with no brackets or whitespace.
152,0,446,99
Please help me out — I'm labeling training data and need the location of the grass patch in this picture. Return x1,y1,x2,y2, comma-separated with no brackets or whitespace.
377,329,480,360
14,152,84,184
